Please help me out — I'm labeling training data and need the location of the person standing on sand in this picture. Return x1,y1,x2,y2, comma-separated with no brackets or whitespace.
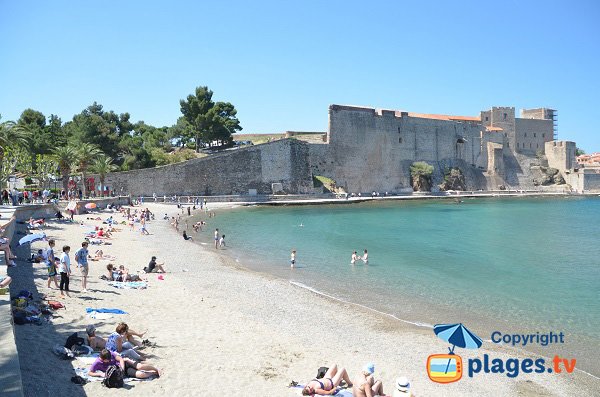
45,239,59,288
140,216,150,235
214,228,219,249
58,245,71,297
74,241,90,292
290,250,296,268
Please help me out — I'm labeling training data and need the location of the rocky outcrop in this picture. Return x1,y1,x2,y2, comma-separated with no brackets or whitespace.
439,167,467,191
533,166,566,186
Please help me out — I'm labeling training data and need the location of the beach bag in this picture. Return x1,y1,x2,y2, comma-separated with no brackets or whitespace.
65,332,85,350
52,344,75,360
103,365,124,388
48,300,64,310
316,367,329,379
13,311,28,325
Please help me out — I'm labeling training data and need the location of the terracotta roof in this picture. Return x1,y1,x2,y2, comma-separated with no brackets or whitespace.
407,112,480,122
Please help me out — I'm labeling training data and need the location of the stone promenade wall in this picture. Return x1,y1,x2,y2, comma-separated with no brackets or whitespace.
103,139,313,196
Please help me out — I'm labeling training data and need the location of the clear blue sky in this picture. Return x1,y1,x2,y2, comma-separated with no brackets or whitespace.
1,0,598,151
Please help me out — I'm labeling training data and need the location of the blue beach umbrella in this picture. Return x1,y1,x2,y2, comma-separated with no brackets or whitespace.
18,233,47,246
433,323,483,374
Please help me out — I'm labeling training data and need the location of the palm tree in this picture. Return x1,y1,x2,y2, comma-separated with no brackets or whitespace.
76,143,102,198
0,117,30,188
52,145,78,192
90,155,118,196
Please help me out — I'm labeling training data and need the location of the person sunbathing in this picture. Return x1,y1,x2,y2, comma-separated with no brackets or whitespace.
28,217,45,227
0,233,16,266
96,227,111,238
86,324,107,350
118,322,147,348
302,364,352,395
117,265,142,281
352,364,384,397
105,323,145,361
88,349,160,380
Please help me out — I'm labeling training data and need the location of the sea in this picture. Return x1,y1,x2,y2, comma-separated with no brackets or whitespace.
190,196,600,377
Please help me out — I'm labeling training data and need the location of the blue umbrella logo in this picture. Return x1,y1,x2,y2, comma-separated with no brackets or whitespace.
433,323,482,375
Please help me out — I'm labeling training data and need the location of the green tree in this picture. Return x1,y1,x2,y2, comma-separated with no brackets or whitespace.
53,145,78,192
0,115,30,169
90,155,118,196
179,86,242,150
410,161,434,192
46,114,67,148
75,143,102,197
575,147,585,156
65,102,121,160
168,117,195,148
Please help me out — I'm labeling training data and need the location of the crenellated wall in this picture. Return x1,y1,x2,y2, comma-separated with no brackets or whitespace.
322,105,488,192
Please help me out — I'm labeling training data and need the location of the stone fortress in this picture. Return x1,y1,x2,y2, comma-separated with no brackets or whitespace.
103,104,599,196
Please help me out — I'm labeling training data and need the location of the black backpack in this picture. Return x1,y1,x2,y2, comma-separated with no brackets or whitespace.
103,365,124,388
64,332,85,350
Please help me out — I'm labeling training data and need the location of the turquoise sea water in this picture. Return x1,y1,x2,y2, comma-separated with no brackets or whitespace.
193,197,600,375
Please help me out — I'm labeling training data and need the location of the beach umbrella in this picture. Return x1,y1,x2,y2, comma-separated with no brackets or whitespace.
434,323,483,374
85,203,97,209
433,323,482,352
18,233,47,246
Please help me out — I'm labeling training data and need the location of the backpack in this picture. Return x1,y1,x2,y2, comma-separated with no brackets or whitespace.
316,367,329,379
65,332,85,350
13,311,28,325
103,365,124,388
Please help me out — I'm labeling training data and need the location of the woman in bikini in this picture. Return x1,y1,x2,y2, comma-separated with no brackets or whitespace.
302,364,352,395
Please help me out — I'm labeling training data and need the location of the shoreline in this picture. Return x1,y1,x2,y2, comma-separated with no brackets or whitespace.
182,197,600,379
8,201,600,396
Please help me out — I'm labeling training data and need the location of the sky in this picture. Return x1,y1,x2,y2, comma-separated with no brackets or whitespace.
1,0,599,152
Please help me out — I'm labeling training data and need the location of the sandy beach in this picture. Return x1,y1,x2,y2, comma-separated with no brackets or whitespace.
9,202,600,397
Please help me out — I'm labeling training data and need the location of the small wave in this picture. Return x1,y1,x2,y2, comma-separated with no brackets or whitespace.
289,280,433,329
290,281,600,380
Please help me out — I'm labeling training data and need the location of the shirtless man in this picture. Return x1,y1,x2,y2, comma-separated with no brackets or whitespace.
362,249,369,264
86,324,107,350
353,364,384,397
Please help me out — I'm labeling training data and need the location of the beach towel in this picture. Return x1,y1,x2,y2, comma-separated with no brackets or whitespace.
85,308,127,314
292,385,353,396
75,367,158,383
87,312,114,320
108,281,148,289
76,352,99,365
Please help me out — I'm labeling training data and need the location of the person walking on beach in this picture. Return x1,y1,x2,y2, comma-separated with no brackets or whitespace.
140,216,150,235
59,245,71,297
290,250,296,268
45,239,59,289
362,249,369,264
214,228,219,249
74,241,90,292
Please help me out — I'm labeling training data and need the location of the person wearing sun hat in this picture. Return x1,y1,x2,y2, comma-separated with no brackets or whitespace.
393,376,414,397
353,362,385,397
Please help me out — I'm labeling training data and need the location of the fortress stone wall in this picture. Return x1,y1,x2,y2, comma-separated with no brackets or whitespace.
314,105,488,192
100,103,585,196
103,138,314,196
